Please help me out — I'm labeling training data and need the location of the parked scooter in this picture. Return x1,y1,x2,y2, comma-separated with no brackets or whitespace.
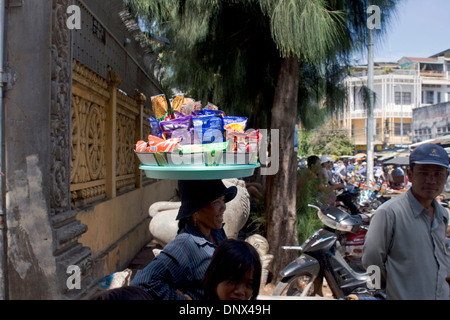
273,203,385,299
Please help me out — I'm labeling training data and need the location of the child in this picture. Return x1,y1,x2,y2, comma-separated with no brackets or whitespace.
202,239,261,300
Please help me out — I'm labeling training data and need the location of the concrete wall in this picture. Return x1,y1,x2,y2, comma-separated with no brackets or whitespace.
77,179,177,280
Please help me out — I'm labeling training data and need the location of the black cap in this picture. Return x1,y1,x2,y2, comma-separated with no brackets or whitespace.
176,180,237,220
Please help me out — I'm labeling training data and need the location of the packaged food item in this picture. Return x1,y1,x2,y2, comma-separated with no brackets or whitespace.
223,116,247,133
202,108,225,117
147,135,181,152
171,94,185,113
180,99,201,116
171,127,195,145
151,94,169,120
178,141,229,153
148,116,163,137
192,115,224,144
159,115,193,140
204,102,219,110
136,140,149,152
226,129,262,152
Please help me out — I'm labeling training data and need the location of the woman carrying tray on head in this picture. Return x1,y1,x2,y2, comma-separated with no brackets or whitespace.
131,179,237,300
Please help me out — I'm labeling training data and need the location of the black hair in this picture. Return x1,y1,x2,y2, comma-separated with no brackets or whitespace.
307,155,320,169
202,239,262,300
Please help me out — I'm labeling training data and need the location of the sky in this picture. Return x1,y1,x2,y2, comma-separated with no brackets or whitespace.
352,0,450,64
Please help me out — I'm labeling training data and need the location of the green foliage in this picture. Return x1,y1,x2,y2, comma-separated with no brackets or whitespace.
259,0,347,61
298,126,355,156
295,168,322,244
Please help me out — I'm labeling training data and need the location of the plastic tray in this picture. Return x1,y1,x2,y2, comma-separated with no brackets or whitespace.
139,163,260,180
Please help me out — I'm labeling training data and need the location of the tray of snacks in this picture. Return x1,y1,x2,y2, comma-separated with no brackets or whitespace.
139,163,260,180
135,94,263,180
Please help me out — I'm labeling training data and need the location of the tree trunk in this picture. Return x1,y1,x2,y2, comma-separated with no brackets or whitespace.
265,57,300,284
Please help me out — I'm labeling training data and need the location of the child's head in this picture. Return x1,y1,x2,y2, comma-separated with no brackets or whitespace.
203,239,262,300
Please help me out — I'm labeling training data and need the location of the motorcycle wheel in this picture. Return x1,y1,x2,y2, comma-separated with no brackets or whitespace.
273,273,323,297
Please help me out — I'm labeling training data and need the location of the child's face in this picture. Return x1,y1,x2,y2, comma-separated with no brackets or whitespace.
215,269,255,300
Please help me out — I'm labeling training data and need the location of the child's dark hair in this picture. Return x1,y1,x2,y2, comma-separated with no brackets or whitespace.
202,239,262,300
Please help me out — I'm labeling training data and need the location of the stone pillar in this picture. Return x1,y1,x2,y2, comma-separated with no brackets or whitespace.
3,0,95,299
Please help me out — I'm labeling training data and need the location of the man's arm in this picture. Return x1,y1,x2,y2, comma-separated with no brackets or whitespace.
362,208,394,287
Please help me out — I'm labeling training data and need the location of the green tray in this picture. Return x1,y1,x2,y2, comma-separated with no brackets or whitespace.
139,163,260,180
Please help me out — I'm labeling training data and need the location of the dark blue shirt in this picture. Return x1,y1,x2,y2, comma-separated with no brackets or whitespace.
131,223,227,300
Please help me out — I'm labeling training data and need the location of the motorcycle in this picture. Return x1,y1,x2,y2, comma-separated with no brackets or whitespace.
272,203,385,299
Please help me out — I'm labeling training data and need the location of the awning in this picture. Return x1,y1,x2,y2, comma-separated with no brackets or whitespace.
410,134,450,149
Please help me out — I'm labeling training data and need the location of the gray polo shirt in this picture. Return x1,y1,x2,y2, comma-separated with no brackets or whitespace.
362,189,450,300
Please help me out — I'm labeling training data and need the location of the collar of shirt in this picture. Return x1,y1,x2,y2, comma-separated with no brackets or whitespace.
406,189,447,224
181,223,227,246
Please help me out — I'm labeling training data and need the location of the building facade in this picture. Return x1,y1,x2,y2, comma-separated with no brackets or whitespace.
338,49,450,151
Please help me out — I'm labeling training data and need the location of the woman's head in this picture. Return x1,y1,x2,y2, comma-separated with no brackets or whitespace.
202,239,262,300
176,180,237,233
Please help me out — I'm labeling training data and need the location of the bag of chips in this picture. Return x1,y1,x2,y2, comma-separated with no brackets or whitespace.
159,115,193,140
151,94,169,121
192,115,224,144
223,116,247,133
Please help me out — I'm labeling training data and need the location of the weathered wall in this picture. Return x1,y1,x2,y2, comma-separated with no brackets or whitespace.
412,102,450,143
1,0,172,300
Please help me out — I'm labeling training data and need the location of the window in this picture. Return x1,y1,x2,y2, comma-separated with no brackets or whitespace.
395,92,412,105
437,92,441,103
426,91,434,104
394,122,411,136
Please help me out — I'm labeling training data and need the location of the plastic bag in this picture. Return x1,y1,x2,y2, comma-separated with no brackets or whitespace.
223,116,247,133
151,94,169,121
192,115,224,144
159,115,193,140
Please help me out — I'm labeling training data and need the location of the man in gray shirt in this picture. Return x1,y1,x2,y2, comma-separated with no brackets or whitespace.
362,143,450,300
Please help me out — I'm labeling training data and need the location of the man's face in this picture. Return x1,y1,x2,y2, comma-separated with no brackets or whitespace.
407,164,449,202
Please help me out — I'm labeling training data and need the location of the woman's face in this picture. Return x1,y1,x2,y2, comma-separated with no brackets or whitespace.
215,269,255,300
195,196,226,231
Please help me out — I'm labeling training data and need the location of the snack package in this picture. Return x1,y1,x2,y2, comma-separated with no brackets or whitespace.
172,127,195,145
171,94,185,113
151,94,169,120
136,140,148,152
148,116,163,137
178,141,229,153
146,135,181,152
226,129,262,153
202,108,225,117
192,115,224,144
159,115,193,140
223,116,247,133
204,102,219,110
180,99,201,116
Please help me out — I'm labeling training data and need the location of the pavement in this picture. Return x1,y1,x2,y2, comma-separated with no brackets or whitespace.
126,240,160,282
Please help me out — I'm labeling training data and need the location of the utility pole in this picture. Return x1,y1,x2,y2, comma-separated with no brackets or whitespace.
366,28,374,183
366,4,380,184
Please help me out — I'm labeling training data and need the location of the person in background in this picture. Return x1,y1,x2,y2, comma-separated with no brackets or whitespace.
362,143,450,300
131,179,237,300
202,239,262,300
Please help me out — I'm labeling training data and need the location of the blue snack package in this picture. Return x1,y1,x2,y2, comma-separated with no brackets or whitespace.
148,116,163,137
192,115,224,144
